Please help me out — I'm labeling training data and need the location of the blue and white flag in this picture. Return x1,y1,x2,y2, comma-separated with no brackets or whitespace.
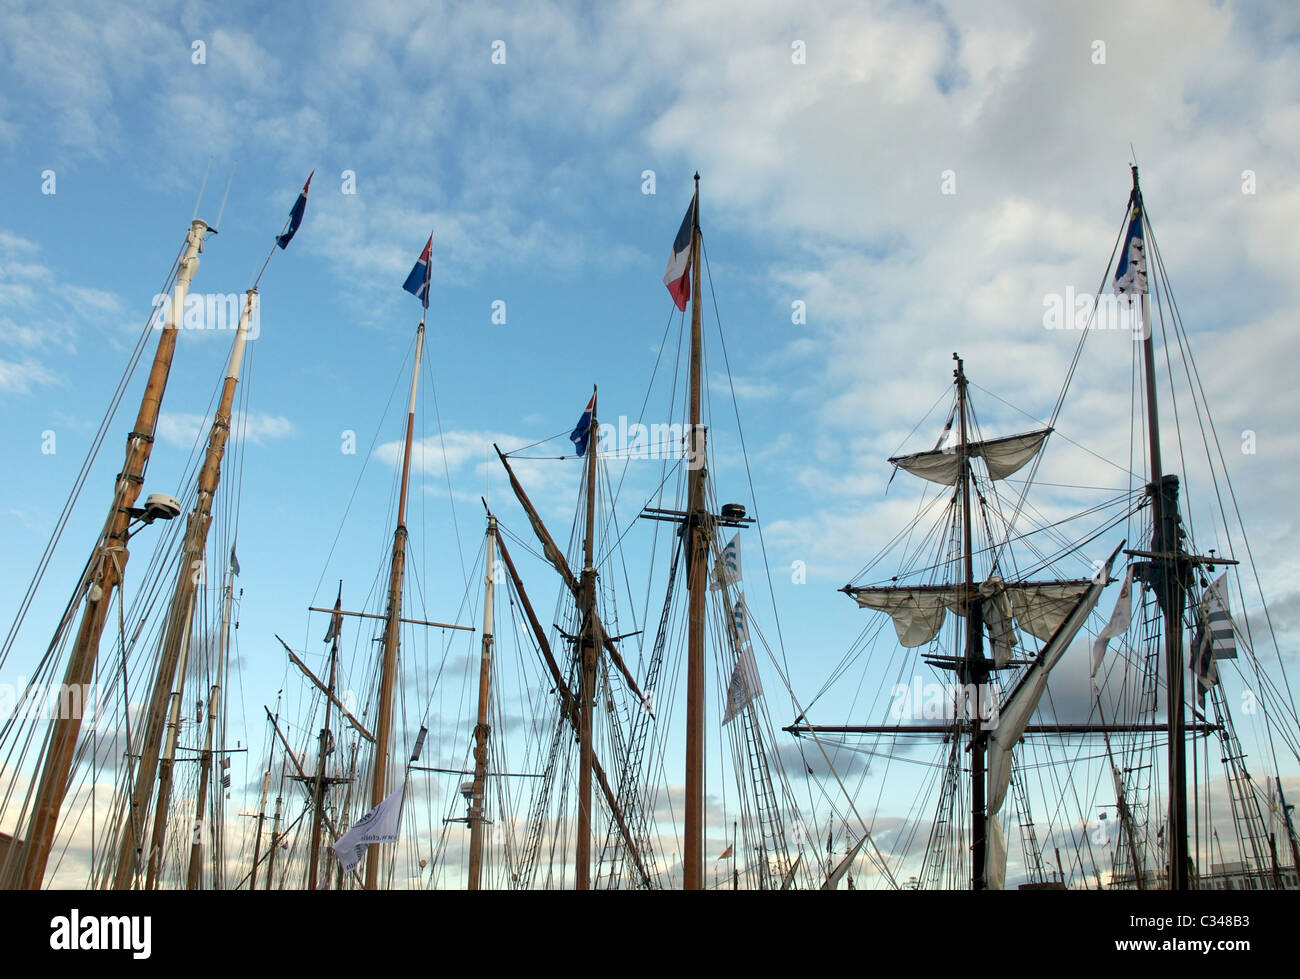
402,234,433,309
722,645,762,725
275,171,313,249
1114,202,1147,295
710,532,742,591
570,393,595,456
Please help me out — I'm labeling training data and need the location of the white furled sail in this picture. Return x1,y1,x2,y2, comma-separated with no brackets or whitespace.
983,550,1118,888
849,578,1092,652
889,429,1051,486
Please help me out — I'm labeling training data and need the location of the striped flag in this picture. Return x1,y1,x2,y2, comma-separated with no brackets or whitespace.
403,233,433,309
1202,572,1237,660
663,191,697,310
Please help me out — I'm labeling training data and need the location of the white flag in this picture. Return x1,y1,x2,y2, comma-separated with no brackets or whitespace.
710,533,742,591
332,784,405,872
1091,567,1134,677
722,647,763,725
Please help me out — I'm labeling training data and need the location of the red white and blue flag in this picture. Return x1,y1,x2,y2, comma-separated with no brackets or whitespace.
570,393,595,456
663,192,697,311
403,233,433,308
275,171,313,249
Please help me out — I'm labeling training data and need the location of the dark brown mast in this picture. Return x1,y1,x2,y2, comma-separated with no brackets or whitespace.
683,175,708,891
307,589,341,891
1128,166,1190,889
576,388,599,889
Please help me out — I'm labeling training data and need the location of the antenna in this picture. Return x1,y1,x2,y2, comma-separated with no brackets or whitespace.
1128,142,1139,167
192,160,212,223
213,163,237,233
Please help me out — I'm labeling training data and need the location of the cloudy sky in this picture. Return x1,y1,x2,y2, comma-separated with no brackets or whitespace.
1,0,1297,888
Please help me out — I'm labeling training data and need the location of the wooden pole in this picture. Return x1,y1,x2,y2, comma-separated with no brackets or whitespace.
366,317,425,889
13,220,210,890
114,288,257,888
467,517,497,890
577,389,598,889
684,175,708,891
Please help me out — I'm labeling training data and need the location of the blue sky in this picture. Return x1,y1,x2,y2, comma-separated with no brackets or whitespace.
2,0,1299,887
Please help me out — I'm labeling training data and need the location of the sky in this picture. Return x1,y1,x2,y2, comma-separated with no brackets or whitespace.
1,0,1298,889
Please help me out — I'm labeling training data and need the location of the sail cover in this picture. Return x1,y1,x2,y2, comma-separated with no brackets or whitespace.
983,552,1117,888
850,579,1092,651
889,429,1051,486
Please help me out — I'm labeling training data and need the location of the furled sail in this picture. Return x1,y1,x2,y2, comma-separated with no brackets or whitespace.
848,578,1092,653
889,429,1051,486
983,549,1118,888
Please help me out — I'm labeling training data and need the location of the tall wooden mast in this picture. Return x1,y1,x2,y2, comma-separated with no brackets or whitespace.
113,287,259,889
955,354,988,890
11,219,210,890
1128,166,1190,889
467,514,498,890
307,594,340,891
683,174,709,890
576,388,599,889
366,315,425,889
185,554,235,890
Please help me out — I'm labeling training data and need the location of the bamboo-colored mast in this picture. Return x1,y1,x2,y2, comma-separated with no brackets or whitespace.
467,515,497,890
249,697,279,891
683,175,708,891
10,219,210,890
114,288,259,889
186,556,236,889
366,317,425,889
576,388,598,889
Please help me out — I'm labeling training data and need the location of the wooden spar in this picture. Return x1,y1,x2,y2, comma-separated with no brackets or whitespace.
1129,167,1190,891
249,699,279,891
11,220,210,890
266,771,284,891
114,288,259,890
492,446,648,705
307,596,340,891
955,355,988,891
186,558,236,889
278,638,375,742
304,607,472,632
576,389,598,890
494,524,654,887
366,316,424,890
144,590,197,890
467,516,497,890
684,174,708,891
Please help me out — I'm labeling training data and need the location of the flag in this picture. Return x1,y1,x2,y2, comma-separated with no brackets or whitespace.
220,755,231,789
570,393,595,456
710,532,742,591
1191,605,1220,707
718,844,733,860
275,171,313,249
230,543,240,576
722,646,763,725
1114,200,1147,295
402,233,433,309
1091,567,1134,676
332,784,405,872
324,583,343,645
1202,572,1238,660
729,594,751,648
663,192,697,311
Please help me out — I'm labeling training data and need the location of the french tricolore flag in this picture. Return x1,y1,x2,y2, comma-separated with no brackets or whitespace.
403,233,433,308
663,192,697,311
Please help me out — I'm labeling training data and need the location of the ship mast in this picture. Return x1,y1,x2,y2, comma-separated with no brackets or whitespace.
307,593,340,891
467,514,497,890
10,219,210,890
683,174,709,891
955,354,989,890
114,287,260,890
1129,166,1190,890
576,388,599,889
366,315,425,889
